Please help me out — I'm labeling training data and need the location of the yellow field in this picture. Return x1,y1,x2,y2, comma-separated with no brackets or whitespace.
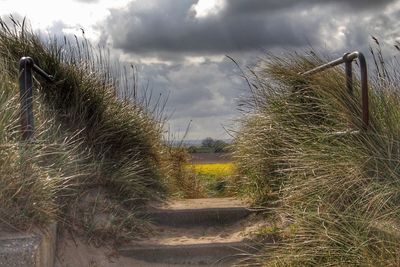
189,163,234,177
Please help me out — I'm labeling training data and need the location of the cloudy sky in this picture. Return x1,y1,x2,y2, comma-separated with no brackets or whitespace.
1,0,399,140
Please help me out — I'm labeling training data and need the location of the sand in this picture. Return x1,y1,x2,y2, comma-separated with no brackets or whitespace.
55,232,210,267
55,198,263,267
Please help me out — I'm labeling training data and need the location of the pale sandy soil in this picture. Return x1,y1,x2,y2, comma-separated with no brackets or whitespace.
54,215,264,267
138,198,260,246
55,232,208,267
149,197,248,210
55,198,263,267
129,215,263,246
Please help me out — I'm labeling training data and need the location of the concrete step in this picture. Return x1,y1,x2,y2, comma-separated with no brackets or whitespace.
147,198,251,227
117,198,258,265
0,224,57,267
56,231,226,267
119,239,257,265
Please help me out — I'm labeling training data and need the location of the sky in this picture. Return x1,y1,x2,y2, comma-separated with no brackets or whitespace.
1,0,400,140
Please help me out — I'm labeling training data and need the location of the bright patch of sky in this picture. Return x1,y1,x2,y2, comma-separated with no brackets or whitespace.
0,0,132,40
191,0,225,18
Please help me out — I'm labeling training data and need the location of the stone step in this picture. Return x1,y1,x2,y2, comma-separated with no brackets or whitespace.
117,198,258,265
119,239,257,265
0,224,57,267
147,198,251,227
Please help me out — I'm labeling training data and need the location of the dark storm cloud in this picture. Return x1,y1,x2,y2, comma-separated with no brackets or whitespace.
223,0,395,15
104,0,317,54
98,0,400,138
103,0,396,55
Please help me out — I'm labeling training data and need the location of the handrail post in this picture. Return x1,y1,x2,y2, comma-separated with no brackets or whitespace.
357,53,369,130
18,57,54,141
19,57,35,141
343,53,353,96
302,51,369,130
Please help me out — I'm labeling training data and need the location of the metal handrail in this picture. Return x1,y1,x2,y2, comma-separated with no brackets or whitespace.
301,51,369,130
19,57,54,140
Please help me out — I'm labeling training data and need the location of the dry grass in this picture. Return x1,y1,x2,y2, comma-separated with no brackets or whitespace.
164,146,235,198
0,18,168,244
234,46,400,266
164,147,204,198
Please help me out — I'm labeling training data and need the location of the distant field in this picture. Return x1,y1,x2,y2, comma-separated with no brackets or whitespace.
192,163,234,177
189,152,232,164
187,158,234,197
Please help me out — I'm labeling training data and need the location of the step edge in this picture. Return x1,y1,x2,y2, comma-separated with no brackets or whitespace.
147,207,251,214
118,239,255,251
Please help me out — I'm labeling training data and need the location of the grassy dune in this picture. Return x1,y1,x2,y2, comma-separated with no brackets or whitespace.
0,18,168,244
234,49,400,266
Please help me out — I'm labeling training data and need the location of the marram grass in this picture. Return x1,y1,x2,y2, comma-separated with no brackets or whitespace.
234,48,400,266
0,18,169,244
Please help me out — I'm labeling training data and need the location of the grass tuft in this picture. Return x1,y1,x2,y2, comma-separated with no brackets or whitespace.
0,18,168,244
234,48,400,266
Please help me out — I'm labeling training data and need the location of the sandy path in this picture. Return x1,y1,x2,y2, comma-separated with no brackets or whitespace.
56,198,262,266
131,215,262,246
55,232,209,267
150,197,248,210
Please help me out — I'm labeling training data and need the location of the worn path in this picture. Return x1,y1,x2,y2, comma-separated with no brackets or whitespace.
56,197,260,266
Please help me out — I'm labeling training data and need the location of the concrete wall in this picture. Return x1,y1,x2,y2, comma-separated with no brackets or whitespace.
0,223,57,267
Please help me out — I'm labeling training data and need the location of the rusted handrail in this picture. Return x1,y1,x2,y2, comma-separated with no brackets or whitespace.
302,51,369,130
19,57,54,140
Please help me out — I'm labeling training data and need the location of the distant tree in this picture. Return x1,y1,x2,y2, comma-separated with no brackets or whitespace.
200,138,229,153
201,137,215,148
213,140,228,153
187,146,198,153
